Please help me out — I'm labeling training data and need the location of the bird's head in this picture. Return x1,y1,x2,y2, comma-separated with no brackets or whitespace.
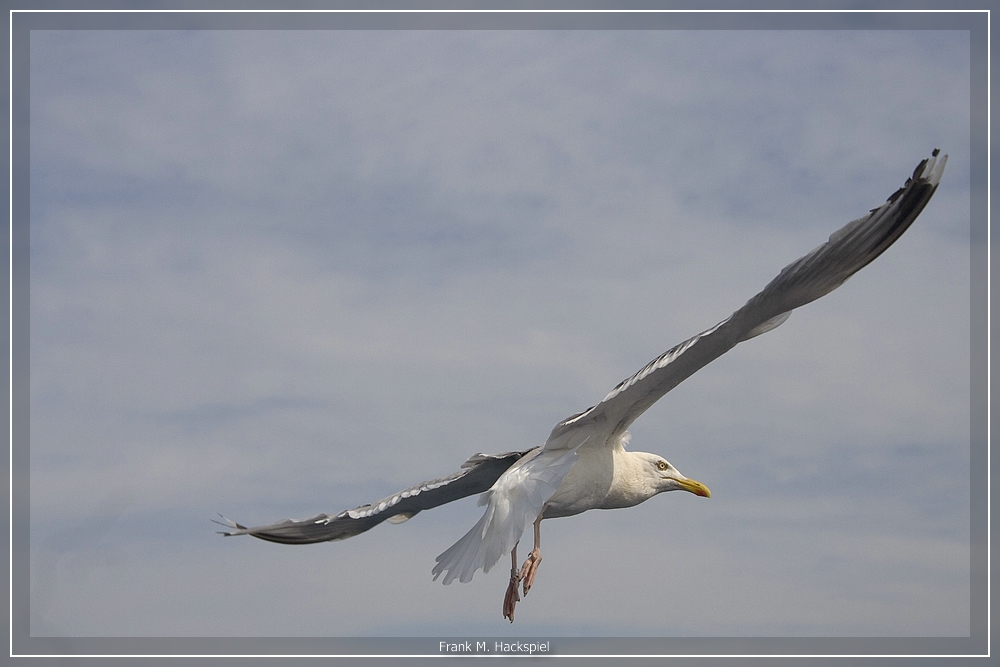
639,452,711,498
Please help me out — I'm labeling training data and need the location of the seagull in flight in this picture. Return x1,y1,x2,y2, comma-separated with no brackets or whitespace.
218,150,947,622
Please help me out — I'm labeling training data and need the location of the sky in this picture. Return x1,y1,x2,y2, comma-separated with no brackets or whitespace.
26,28,971,639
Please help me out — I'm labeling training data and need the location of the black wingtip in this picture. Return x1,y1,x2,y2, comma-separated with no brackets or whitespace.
212,513,247,534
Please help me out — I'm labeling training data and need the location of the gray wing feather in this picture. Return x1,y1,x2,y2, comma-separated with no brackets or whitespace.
549,150,947,441
216,449,534,545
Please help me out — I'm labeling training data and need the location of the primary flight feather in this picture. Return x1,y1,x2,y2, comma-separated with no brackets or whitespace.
218,149,946,622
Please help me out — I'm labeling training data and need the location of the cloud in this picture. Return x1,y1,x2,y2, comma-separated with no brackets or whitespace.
28,28,970,637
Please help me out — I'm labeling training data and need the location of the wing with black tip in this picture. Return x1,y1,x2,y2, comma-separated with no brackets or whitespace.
216,449,534,545
547,150,947,446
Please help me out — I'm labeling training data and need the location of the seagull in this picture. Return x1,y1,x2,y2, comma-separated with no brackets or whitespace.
217,149,947,622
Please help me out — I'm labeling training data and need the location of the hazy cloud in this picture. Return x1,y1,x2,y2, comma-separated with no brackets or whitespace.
28,28,970,637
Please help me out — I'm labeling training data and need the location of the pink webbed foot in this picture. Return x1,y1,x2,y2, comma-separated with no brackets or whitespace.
502,568,521,622
518,548,542,597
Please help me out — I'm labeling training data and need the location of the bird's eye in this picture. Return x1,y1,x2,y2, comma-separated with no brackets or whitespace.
657,461,669,471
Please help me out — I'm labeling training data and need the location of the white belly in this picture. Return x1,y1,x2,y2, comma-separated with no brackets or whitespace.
540,443,615,519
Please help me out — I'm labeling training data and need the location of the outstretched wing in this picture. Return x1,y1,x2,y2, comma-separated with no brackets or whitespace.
547,150,947,445
215,449,534,545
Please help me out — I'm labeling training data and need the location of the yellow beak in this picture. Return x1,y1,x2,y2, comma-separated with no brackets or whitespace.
676,477,711,498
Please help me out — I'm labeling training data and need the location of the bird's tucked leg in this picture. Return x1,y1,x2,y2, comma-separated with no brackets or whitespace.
502,543,520,622
518,515,543,597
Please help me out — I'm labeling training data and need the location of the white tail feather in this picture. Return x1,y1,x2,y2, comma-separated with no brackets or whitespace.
432,448,578,584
